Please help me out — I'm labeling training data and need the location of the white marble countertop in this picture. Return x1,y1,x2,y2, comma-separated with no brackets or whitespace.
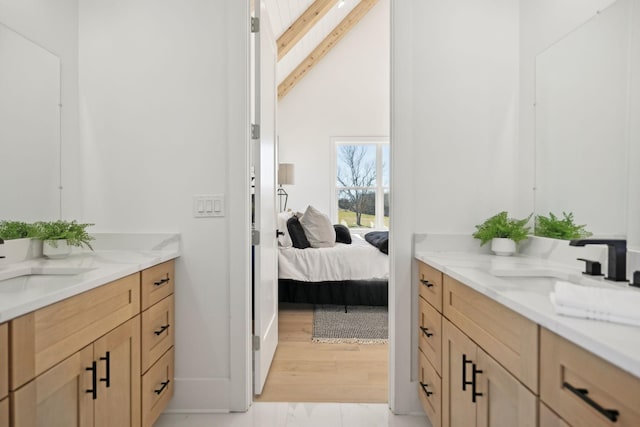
415,249,640,380
0,233,180,322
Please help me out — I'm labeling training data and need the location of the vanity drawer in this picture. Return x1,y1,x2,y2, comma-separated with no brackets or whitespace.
0,323,7,400
10,273,141,389
0,398,8,427
418,296,441,375
141,260,175,311
142,347,174,427
541,328,640,427
418,261,443,312
442,275,538,393
142,295,175,373
418,348,441,427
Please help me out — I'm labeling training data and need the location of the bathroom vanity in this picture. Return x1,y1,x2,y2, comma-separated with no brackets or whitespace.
0,235,179,427
415,249,640,427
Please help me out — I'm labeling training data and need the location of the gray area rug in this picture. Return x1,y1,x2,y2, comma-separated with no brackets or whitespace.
312,305,388,344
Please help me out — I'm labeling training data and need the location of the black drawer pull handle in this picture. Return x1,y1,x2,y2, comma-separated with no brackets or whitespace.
419,381,433,396
155,379,171,395
471,363,483,403
563,382,619,422
154,277,170,286
420,279,434,288
86,361,97,400
419,326,433,338
154,324,171,336
462,354,473,391
99,351,111,388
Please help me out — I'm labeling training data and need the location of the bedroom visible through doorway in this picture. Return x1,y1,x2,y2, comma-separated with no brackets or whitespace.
253,0,390,404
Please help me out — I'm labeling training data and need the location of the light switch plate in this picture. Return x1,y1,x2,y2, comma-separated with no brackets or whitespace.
193,194,224,217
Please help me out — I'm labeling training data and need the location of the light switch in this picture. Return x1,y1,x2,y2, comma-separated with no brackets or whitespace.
193,194,225,218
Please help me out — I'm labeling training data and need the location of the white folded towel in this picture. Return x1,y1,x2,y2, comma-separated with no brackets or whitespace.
550,280,640,327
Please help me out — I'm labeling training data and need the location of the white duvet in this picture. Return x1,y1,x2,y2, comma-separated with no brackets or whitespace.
278,234,389,282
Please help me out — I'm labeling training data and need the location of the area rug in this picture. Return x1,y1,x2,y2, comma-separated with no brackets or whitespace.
312,305,388,344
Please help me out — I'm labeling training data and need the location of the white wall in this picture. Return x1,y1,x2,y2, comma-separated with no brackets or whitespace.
277,0,390,217
79,0,251,411
391,0,520,414
0,0,82,219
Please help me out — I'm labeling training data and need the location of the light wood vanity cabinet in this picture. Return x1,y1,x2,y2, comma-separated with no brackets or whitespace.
5,259,176,427
417,261,538,427
1,322,8,427
418,259,640,427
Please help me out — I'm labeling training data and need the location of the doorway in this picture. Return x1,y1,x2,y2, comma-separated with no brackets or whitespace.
251,0,391,404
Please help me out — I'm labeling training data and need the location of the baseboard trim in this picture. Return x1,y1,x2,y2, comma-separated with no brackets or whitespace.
165,377,231,412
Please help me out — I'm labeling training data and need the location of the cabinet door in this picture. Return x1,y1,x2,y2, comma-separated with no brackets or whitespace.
540,402,570,427
476,348,537,427
0,323,7,400
442,319,476,427
94,316,141,427
12,345,94,427
0,398,8,427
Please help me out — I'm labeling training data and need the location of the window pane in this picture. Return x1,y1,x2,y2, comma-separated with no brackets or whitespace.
382,145,390,187
336,145,377,187
384,189,389,229
338,189,376,228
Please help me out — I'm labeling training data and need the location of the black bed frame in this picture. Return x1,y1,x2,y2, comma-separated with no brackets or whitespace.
278,279,388,312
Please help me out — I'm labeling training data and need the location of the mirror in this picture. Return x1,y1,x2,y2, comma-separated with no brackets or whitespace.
0,23,61,221
534,0,632,238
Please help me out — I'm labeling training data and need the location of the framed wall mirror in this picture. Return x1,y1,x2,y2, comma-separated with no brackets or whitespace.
534,0,633,239
0,23,61,221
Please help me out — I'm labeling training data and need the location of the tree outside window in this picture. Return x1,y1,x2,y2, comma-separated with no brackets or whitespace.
336,140,389,229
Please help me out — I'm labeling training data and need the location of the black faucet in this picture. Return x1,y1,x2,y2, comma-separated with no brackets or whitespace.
569,239,627,282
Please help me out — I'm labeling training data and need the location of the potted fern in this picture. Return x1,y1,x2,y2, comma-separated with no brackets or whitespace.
534,212,592,240
33,220,95,259
472,211,532,256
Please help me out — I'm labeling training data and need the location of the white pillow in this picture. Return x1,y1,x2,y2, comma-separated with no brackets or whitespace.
277,211,294,247
299,205,336,248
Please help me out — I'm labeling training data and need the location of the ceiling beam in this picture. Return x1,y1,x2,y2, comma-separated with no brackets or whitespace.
277,0,339,61
278,0,378,100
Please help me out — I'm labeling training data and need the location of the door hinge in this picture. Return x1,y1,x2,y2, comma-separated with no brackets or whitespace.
251,17,260,33
252,335,261,351
252,229,260,245
251,123,260,139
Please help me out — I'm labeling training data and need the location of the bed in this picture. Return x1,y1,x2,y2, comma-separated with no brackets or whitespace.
278,233,389,308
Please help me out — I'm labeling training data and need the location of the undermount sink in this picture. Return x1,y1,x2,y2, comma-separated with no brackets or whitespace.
489,267,624,289
0,266,96,282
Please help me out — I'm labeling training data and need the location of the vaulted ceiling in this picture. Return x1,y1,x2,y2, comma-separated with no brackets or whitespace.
263,0,378,99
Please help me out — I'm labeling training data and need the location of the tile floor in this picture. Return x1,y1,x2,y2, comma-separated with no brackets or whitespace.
156,403,428,427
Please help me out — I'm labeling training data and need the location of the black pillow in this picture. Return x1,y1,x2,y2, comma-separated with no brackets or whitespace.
334,224,352,244
287,216,311,249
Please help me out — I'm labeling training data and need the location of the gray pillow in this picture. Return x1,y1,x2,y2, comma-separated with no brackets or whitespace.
299,205,336,248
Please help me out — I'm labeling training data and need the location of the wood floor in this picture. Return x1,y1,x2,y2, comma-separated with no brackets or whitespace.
255,303,388,403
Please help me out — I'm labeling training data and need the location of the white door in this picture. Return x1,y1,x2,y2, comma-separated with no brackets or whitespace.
251,1,278,396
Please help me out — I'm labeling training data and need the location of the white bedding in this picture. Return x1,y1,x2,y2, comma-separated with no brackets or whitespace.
278,234,389,282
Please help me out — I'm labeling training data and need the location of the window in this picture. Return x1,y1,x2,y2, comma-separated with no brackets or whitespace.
334,139,389,230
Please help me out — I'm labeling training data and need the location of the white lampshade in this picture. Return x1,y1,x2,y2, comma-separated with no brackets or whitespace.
278,163,295,185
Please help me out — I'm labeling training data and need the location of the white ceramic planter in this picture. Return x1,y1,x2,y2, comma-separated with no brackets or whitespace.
3,238,42,262
43,240,72,259
491,238,516,256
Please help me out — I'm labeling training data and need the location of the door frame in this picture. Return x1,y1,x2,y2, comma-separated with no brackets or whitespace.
228,0,420,414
